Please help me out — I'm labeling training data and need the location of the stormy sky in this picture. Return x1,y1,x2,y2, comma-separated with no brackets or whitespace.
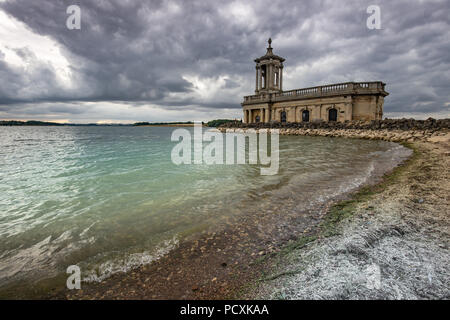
0,0,449,123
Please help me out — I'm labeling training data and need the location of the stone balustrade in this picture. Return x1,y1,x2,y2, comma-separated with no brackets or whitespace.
243,81,386,104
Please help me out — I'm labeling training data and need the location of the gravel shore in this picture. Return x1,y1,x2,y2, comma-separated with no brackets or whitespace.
248,129,450,300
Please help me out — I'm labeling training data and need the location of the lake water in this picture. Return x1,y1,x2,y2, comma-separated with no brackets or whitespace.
0,126,411,295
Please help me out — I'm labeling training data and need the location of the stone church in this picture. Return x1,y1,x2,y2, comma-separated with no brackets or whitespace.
242,39,388,123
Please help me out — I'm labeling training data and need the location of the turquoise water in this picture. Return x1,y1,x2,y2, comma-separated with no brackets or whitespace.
0,126,410,293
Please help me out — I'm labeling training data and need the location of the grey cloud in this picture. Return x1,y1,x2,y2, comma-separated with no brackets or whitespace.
0,0,449,121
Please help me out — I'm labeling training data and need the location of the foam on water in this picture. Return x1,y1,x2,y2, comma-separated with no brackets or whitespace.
82,237,179,283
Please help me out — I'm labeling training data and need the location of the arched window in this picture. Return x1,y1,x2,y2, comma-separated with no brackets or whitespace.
328,108,337,121
302,110,310,122
261,65,266,89
280,111,287,123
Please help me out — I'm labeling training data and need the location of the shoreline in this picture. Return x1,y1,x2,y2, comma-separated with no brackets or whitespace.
134,124,200,127
10,125,448,300
246,129,449,299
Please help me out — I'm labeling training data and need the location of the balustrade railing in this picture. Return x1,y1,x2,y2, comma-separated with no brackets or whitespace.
243,82,384,102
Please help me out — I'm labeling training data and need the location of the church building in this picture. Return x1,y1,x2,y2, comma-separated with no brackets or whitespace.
242,39,389,123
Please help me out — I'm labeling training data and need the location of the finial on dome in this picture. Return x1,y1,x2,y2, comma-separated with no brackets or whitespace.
268,38,272,48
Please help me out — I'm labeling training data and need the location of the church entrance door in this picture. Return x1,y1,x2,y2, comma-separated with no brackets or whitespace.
302,110,310,122
281,111,287,123
328,108,337,121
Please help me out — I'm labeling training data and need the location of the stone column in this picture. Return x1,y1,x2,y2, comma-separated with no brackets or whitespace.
345,103,353,121
255,67,258,93
260,108,264,122
260,66,264,90
274,68,280,89
280,66,283,91
268,64,272,90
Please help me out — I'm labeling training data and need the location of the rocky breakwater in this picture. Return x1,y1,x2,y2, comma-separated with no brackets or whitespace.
218,118,450,144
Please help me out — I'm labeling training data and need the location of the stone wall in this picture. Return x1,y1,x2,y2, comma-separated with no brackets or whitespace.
218,118,450,143
221,118,450,131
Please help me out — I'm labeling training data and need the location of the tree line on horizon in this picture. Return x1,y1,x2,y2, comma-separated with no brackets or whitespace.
0,120,130,126
0,119,241,127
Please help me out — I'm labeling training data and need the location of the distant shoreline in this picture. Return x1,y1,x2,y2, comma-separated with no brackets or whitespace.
0,120,196,127
0,119,238,127
134,123,199,127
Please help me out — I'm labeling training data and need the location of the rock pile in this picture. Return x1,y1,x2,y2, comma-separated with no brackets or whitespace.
218,118,450,143
219,118,450,131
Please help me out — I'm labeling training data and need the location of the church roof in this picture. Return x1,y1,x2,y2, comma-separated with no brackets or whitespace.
254,38,285,63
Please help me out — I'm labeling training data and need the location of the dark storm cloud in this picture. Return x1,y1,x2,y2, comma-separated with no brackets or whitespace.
0,0,449,120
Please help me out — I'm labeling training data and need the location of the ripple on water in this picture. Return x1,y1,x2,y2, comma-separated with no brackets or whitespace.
0,126,411,293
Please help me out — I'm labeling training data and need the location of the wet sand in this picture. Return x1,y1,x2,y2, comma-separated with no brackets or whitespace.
251,133,450,299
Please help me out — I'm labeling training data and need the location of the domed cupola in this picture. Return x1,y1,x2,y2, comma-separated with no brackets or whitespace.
254,38,285,94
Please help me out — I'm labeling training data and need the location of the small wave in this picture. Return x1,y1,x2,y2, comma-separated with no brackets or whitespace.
82,237,179,283
13,139,41,142
0,230,71,280
79,222,96,238
0,230,97,287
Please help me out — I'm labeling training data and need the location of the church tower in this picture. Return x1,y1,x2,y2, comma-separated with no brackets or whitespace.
254,38,285,94
242,38,387,124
